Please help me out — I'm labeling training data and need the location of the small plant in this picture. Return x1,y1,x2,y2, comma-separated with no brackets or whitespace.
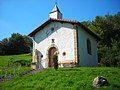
13,60,31,66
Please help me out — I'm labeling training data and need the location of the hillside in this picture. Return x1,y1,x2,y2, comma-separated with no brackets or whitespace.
0,67,120,90
0,53,32,68
0,54,32,80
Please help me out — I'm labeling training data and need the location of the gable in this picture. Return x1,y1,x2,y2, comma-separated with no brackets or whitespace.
28,18,100,41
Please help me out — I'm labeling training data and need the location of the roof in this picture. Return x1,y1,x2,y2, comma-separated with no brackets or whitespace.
28,18,100,40
50,5,61,14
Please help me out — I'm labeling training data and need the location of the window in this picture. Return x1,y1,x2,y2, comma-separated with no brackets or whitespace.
62,52,66,56
87,38,92,55
52,39,55,43
41,54,43,58
51,27,54,32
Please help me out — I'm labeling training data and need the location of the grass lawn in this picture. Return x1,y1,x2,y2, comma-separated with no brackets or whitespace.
0,54,32,77
0,53,32,68
0,67,120,90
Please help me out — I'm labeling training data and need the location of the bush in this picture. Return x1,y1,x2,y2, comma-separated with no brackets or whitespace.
0,33,32,55
100,41,120,67
13,60,31,66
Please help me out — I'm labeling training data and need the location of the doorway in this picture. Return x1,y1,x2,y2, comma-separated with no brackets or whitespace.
48,47,57,67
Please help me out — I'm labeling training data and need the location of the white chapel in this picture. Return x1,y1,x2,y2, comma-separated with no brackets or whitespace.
28,4,99,70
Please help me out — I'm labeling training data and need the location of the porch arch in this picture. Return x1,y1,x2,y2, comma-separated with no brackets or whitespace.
46,44,59,67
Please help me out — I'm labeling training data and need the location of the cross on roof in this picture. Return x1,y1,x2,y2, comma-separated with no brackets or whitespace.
55,0,58,5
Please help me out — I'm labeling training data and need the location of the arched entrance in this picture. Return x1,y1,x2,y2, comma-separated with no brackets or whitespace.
48,47,57,67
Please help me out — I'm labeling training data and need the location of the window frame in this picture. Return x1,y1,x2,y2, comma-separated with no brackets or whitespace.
87,38,92,55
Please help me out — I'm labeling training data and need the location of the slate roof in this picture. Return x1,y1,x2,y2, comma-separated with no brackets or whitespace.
50,5,61,14
28,18,100,41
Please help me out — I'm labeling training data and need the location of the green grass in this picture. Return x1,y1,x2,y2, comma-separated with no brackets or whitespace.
0,54,32,77
0,54,120,90
0,67,120,90
0,53,32,68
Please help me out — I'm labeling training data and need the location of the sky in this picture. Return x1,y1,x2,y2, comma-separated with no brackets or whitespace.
0,0,120,40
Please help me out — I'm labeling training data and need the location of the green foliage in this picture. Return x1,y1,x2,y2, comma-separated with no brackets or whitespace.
13,60,31,67
0,67,120,90
99,41,120,67
0,53,32,69
81,20,91,27
0,33,32,55
23,35,33,48
0,54,32,78
89,12,120,46
0,66,31,78
0,38,9,55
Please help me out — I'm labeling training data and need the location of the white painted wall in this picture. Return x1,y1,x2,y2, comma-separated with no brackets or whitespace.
32,21,98,69
33,22,75,69
77,26,98,66
49,12,62,19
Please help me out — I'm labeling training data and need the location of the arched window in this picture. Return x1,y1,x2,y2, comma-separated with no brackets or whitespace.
87,38,92,55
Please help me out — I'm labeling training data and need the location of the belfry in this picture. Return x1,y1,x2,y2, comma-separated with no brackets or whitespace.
49,3,62,19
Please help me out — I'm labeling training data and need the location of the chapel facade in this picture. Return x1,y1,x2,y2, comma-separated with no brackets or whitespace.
28,4,99,70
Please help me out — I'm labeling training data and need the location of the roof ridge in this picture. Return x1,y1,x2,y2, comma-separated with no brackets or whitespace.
50,18,78,23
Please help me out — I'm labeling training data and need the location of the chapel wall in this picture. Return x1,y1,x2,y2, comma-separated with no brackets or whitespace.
33,22,75,68
77,26,98,66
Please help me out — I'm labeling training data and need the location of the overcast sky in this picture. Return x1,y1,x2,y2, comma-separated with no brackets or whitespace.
0,0,120,40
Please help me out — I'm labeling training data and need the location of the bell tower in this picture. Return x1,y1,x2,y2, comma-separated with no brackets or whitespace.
49,1,62,19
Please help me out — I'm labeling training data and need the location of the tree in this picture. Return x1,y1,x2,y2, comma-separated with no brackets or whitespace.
23,35,32,48
0,38,9,55
0,41,2,54
0,33,32,55
88,12,120,46
9,33,25,54
100,41,120,67
81,20,91,27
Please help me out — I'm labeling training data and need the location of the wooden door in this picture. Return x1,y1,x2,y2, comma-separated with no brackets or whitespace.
48,47,57,67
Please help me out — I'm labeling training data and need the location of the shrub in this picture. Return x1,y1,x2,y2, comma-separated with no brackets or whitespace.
13,60,31,66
